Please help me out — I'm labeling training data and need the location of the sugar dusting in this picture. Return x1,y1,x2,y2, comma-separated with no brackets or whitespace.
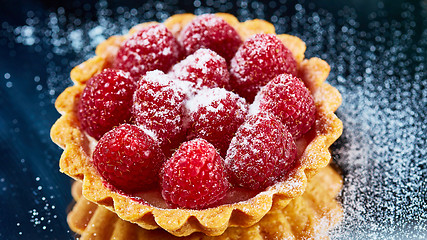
1,0,426,239
170,48,230,89
132,70,186,147
286,3,426,239
185,87,230,113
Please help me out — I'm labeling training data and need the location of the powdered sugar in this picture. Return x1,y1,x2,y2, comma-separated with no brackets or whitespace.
136,125,158,142
143,70,195,98
114,24,182,80
230,33,297,101
185,87,249,156
178,14,242,62
185,87,231,113
170,48,230,89
286,3,426,239
248,92,261,116
2,0,425,238
132,70,187,151
225,112,296,190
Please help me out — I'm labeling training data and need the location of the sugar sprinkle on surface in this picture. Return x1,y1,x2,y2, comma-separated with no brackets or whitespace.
1,0,425,239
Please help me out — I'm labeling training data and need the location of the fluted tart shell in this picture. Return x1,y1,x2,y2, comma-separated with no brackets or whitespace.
51,13,343,237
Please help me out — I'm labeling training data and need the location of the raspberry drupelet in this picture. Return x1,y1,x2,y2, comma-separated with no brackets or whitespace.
78,68,136,140
230,34,297,102
114,24,183,80
254,73,316,139
93,124,166,193
178,14,243,62
185,88,248,157
225,112,297,190
132,70,191,155
161,138,229,209
169,48,230,89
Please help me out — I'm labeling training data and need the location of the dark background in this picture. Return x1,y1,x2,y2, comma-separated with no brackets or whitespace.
0,0,426,239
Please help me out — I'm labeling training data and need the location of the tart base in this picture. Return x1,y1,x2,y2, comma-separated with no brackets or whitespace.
68,165,343,240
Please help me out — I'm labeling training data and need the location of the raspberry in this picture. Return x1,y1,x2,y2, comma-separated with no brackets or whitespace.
132,70,190,154
254,73,316,139
225,113,297,190
78,68,136,140
230,34,297,102
114,24,183,80
93,124,165,193
185,88,248,156
169,48,230,89
179,14,242,62
161,138,229,209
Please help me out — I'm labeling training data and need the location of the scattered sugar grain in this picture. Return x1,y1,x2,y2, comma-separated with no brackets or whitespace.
2,0,425,238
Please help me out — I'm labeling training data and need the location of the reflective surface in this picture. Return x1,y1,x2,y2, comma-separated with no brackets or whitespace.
0,0,426,239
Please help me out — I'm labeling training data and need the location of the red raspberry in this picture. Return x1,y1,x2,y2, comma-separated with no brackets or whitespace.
186,88,248,156
114,24,183,80
161,138,229,209
254,73,316,139
230,34,297,102
225,113,297,190
78,68,136,140
93,124,166,193
169,48,230,89
178,14,242,62
132,70,190,154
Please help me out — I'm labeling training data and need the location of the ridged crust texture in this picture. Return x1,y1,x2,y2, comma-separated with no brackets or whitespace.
68,165,343,240
51,13,343,237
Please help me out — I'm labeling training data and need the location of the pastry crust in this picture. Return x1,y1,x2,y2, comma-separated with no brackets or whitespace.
51,13,343,236
68,165,343,240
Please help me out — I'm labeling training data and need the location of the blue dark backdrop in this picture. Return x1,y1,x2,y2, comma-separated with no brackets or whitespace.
0,0,425,239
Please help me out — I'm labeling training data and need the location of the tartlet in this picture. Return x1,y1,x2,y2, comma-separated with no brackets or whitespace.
68,165,343,240
51,13,343,236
